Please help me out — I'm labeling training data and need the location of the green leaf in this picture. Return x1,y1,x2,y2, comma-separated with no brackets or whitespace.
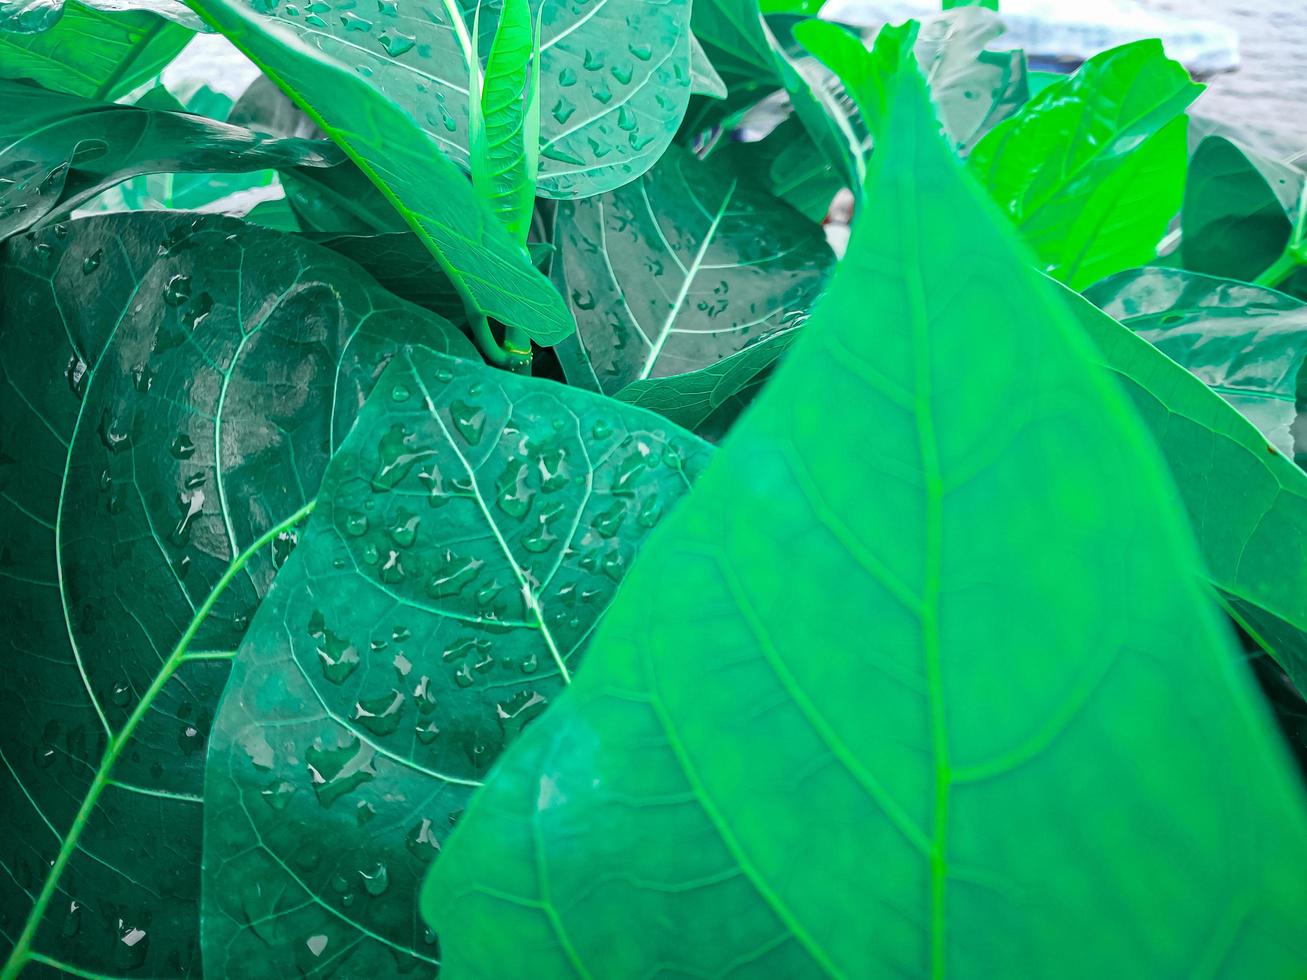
0,78,343,245
184,0,575,345
1065,272,1307,693
0,0,200,34
0,0,191,99
1182,135,1304,283
199,0,690,199
551,145,832,395
614,325,798,440
0,211,473,978
913,7,1026,155
422,25,1307,978
470,0,538,243
689,32,727,99
199,345,713,977
1085,267,1307,461
969,39,1203,289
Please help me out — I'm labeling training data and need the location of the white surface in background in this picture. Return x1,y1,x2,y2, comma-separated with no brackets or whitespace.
821,0,1240,74
161,33,261,101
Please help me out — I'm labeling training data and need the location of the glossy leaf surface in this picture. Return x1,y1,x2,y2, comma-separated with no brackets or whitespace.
0,212,471,977
1085,267,1307,462
970,39,1202,289
0,1,191,98
552,145,832,394
186,0,573,343
1065,277,1307,692
0,78,342,244
201,346,712,977
0,0,200,33
424,27,1307,978
212,0,691,198
1181,135,1304,283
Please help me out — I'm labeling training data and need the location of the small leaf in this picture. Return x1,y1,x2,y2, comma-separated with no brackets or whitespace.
689,32,727,99
200,346,713,977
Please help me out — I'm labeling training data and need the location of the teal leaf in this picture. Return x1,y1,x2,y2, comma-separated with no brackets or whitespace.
0,0,201,34
0,211,473,978
184,0,575,344
1066,272,1307,693
1181,135,1304,283
0,1,191,99
197,0,691,199
969,39,1203,289
200,346,712,977
1085,267,1307,460
689,32,727,99
551,145,832,394
422,25,1307,978
0,78,343,244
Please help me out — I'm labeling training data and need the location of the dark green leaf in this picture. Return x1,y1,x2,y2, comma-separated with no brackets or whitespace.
614,325,798,439
0,78,342,244
423,25,1307,978
969,39,1202,289
550,144,832,394
1085,267,1307,461
0,1,191,99
0,211,472,978
1181,135,1304,282
689,32,727,99
200,345,712,977
185,0,575,344
1065,273,1307,693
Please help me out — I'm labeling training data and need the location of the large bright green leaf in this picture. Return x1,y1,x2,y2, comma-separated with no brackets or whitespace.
1085,267,1307,462
0,212,472,978
423,25,1307,978
0,0,191,98
1181,135,1301,283
183,0,574,345
199,346,712,977
969,39,1203,289
1063,276,1307,693
551,145,832,394
0,78,342,243
207,0,690,199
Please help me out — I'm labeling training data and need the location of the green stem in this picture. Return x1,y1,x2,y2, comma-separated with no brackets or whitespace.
0,500,316,980
1253,250,1301,290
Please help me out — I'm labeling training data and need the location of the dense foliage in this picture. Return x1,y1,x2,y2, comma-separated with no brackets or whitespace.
1,0,1305,977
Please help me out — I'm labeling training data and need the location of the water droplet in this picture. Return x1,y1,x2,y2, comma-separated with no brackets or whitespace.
163,274,191,307
65,355,87,399
558,66,577,87
170,433,195,460
360,862,390,896
583,49,605,70
261,779,296,810
345,511,369,536
82,248,102,274
306,735,376,807
628,42,652,60
449,398,486,445
171,488,204,546
379,28,415,55
98,409,131,453
315,628,361,684
353,689,405,737
611,62,633,85
390,382,411,402
552,97,576,125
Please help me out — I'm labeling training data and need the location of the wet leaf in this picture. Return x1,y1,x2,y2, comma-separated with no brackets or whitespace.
551,145,832,394
0,212,472,977
200,346,712,977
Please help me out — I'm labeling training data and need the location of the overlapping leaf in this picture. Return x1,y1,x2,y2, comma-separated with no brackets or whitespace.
184,0,574,344
200,346,712,977
970,39,1202,289
0,0,200,33
551,145,832,395
0,212,472,977
1086,267,1307,461
0,78,342,243
200,0,691,198
0,0,191,98
423,24,1307,978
